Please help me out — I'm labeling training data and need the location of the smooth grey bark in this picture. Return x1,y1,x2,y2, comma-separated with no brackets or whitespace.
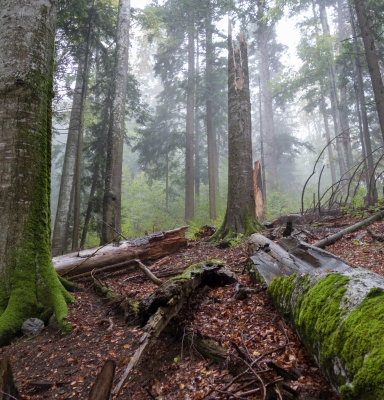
206,4,216,221
258,77,266,200
51,61,84,256
353,0,384,142
102,0,130,243
194,35,200,198
257,1,278,189
184,12,195,222
0,0,73,345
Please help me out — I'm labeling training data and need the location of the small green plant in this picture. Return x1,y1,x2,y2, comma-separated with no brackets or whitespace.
229,233,244,247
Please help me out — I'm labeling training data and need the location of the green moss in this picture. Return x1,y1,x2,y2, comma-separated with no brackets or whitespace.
167,262,205,281
271,273,384,399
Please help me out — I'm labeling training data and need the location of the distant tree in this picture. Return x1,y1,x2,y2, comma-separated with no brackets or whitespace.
211,29,261,240
353,0,384,142
0,0,74,346
102,0,131,244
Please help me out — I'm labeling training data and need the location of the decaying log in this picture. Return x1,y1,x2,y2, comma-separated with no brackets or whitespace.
0,356,18,400
313,211,384,248
53,227,188,277
253,161,264,221
248,233,384,399
114,261,237,395
88,360,116,400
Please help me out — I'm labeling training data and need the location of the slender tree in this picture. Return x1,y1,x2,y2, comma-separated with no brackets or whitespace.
102,0,130,243
0,0,74,346
353,0,384,142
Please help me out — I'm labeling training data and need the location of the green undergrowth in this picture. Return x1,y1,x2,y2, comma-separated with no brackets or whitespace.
270,274,384,399
167,260,224,282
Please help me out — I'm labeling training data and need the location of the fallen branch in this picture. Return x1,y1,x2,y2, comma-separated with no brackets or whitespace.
54,227,188,277
88,360,115,400
313,211,384,248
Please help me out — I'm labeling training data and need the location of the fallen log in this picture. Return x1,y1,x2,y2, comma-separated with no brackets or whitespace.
53,227,188,277
113,261,237,395
313,211,384,248
248,233,384,400
88,360,115,400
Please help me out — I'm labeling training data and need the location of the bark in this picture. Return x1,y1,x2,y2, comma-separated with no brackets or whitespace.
350,4,377,204
258,77,267,200
195,35,200,198
88,360,115,400
101,0,130,243
320,91,337,185
317,0,347,178
52,61,84,256
253,161,264,222
353,0,384,142
248,234,384,399
257,2,278,189
114,261,237,394
0,356,19,399
72,7,93,251
211,28,260,240
184,12,195,222
54,227,188,277
206,3,216,221
0,0,74,346
312,211,384,248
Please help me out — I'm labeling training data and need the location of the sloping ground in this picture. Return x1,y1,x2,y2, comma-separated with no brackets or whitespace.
2,216,382,399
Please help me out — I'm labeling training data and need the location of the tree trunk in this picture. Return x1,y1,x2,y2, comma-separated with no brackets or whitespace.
54,227,188,277
0,356,19,399
350,4,377,204
248,234,384,400
72,8,93,251
317,0,347,178
211,28,260,241
258,76,267,200
101,0,130,244
195,35,200,198
353,0,384,142
0,0,74,346
253,161,264,222
320,90,337,185
52,60,84,256
185,12,195,222
257,2,278,189
206,4,216,221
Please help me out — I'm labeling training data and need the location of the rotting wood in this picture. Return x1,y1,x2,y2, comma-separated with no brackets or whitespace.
253,160,264,222
313,211,384,248
113,261,237,395
248,233,384,399
53,227,188,277
88,360,116,400
0,356,19,400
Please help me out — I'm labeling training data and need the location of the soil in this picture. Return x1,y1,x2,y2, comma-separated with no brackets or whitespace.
2,214,384,400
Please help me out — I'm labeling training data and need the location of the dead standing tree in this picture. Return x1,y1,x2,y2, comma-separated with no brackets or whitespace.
211,25,261,241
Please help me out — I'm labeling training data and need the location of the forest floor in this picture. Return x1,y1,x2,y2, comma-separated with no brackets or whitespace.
2,212,384,400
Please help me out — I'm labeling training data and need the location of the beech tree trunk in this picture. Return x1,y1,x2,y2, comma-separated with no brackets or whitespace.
248,234,384,399
185,12,195,222
0,0,74,346
102,0,130,244
353,0,384,142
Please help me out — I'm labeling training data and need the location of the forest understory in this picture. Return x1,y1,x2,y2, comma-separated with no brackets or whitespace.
2,213,384,400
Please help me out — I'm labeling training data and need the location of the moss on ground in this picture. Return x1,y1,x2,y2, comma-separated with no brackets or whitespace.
270,273,384,399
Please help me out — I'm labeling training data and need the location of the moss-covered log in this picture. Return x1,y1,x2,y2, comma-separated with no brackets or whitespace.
248,233,384,399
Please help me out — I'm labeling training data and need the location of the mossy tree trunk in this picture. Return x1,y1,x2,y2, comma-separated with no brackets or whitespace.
0,0,74,347
211,26,261,242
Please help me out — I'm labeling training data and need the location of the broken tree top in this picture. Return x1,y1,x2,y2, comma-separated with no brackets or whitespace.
53,227,188,277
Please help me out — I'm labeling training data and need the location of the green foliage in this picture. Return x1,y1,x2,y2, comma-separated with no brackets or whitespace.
264,190,299,220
